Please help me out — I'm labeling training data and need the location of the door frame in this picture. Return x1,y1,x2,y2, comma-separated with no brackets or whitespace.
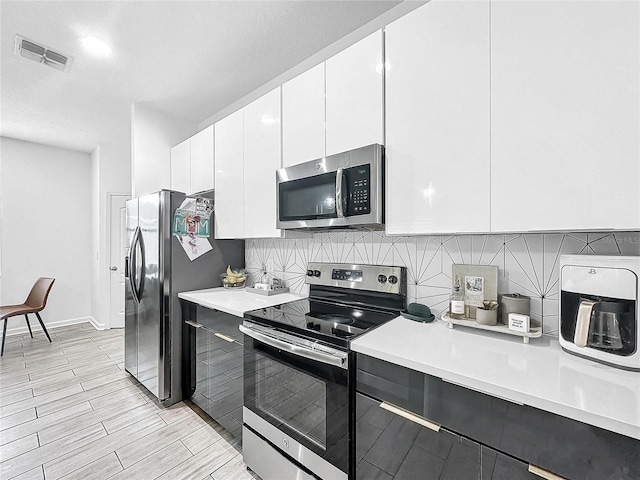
107,192,131,329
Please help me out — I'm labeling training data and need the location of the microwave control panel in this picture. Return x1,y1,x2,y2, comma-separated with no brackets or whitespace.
347,165,370,216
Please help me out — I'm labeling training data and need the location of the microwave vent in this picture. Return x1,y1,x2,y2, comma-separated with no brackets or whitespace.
14,35,73,72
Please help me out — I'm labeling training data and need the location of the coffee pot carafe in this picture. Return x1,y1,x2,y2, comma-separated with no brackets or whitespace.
574,300,624,350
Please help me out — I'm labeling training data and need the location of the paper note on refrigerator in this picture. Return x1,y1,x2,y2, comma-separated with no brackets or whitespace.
176,234,212,261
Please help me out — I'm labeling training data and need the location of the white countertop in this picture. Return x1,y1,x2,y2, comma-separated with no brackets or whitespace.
351,317,640,441
178,287,305,318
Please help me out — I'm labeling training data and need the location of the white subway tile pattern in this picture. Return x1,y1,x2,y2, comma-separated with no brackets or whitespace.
246,231,640,336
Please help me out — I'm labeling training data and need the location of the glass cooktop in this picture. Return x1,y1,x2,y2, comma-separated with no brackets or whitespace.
244,298,398,349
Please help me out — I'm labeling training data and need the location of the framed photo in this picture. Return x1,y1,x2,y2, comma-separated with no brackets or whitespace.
452,264,498,319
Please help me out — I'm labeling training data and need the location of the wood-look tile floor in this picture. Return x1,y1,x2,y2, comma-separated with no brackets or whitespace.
0,322,258,480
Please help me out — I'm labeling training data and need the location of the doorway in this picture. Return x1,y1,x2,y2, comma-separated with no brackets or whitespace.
109,193,130,329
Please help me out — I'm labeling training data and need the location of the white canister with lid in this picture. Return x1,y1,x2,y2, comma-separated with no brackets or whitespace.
500,293,530,325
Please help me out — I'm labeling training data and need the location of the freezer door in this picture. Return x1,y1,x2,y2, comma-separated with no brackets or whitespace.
137,192,169,400
124,198,139,378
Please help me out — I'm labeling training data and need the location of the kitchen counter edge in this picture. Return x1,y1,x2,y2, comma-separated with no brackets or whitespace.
178,287,306,318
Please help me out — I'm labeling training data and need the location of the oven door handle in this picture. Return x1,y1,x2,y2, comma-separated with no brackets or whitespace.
239,325,348,369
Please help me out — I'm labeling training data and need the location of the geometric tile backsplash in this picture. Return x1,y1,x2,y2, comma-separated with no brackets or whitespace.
246,231,640,336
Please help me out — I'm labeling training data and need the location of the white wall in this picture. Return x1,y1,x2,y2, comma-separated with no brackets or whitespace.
131,103,196,198
0,137,92,333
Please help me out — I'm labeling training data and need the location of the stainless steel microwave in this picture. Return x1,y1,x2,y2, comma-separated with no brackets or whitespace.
276,144,384,230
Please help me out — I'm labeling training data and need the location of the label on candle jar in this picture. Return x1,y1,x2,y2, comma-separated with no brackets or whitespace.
508,313,530,332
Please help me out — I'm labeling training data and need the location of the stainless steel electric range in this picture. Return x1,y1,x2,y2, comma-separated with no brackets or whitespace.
240,262,407,480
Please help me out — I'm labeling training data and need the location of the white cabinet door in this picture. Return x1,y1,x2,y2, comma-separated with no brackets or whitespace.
282,63,325,167
385,0,490,235
491,1,640,232
214,110,244,239
326,30,384,156
243,87,282,238
190,124,214,195
170,138,191,194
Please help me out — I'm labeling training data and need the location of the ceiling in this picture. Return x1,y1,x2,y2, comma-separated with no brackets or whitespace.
1,0,401,154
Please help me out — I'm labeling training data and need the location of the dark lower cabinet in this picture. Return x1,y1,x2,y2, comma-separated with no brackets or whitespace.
357,391,490,480
182,301,243,441
356,353,640,480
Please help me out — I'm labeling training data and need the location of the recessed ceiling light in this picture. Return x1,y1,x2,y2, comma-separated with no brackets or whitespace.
80,36,112,56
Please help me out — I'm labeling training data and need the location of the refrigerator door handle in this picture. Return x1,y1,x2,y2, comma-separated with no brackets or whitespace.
137,228,146,299
129,227,142,303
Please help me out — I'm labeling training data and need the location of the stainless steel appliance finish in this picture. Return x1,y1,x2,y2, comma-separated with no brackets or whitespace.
243,425,318,480
242,262,407,480
305,262,405,294
559,254,640,371
243,409,346,480
276,144,384,230
124,190,244,405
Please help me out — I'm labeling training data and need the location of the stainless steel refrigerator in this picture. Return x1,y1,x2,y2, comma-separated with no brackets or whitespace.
124,190,244,406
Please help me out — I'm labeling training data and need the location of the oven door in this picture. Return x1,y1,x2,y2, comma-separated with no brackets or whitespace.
240,322,350,480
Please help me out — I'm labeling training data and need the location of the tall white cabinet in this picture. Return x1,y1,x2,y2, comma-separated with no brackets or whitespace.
490,0,640,231
385,1,491,235
170,125,214,196
282,31,384,167
214,88,283,239
243,88,282,238
214,110,244,239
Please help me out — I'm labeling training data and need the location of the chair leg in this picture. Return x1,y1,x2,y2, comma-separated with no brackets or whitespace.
35,312,52,343
25,314,33,338
1,319,7,356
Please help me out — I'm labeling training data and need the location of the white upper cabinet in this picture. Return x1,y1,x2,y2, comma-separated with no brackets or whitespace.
243,88,282,239
190,125,214,195
214,109,244,239
282,63,325,167
170,125,214,196
325,30,384,156
170,138,191,194
491,1,640,232
385,0,491,235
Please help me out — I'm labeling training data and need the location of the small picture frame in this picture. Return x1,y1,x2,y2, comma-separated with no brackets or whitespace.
452,264,498,319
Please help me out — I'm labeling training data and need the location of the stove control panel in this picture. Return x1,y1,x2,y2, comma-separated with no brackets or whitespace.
332,269,363,282
306,262,406,295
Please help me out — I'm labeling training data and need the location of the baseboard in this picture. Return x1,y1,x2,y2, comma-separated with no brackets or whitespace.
5,316,93,337
88,316,107,331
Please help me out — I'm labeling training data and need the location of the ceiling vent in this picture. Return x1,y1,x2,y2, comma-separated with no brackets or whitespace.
14,35,73,72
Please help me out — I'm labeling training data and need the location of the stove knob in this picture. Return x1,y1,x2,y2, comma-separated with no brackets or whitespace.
307,269,314,277
377,274,387,284
388,275,398,284
313,270,321,277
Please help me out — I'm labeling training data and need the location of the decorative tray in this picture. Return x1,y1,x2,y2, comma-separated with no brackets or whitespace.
245,287,290,296
441,313,542,344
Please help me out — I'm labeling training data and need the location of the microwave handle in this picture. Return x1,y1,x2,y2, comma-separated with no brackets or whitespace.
336,167,344,217
574,300,597,348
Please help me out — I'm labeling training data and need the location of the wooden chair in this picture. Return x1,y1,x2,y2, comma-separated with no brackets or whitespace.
1,278,55,356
